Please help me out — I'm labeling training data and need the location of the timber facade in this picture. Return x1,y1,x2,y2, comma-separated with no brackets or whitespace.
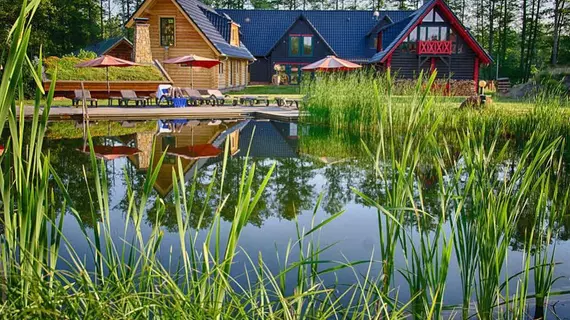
126,0,253,90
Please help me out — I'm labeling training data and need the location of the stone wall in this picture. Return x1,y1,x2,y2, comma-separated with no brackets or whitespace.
134,21,152,64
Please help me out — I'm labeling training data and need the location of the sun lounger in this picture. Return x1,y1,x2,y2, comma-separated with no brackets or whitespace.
120,90,149,107
72,89,98,107
275,96,303,109
235,96,270,106
207,90,229,106
182,88,209,106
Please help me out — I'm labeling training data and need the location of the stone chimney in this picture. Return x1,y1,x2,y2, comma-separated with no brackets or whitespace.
134,18,152,64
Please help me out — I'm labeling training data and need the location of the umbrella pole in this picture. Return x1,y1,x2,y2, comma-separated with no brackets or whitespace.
106,66,110,106
191,67,194,89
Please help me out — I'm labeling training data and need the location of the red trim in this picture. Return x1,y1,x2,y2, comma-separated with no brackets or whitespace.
379,0,491,65
289,33,313,37
418,40,452,55
386,54,392,69
377,32,383,52
430,57,436,72
473,57,479,93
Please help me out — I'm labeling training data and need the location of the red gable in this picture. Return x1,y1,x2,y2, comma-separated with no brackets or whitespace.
380,0,492,65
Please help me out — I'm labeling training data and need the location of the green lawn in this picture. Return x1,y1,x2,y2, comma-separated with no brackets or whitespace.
230,85,302,97
20,86,540,114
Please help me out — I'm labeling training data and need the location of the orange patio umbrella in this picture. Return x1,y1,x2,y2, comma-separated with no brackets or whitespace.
163,55,220,88
75,55,139,99
167,144,222,160
301,55,362,72
79,145,141,160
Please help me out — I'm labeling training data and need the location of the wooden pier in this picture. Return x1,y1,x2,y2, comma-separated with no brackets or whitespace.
19,105,300,122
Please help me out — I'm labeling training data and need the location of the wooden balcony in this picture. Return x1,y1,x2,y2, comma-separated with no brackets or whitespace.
417,40,452,55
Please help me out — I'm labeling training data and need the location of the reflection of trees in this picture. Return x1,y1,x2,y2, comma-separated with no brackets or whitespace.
322,160,358,215
47,137,113,228
269,158,318,220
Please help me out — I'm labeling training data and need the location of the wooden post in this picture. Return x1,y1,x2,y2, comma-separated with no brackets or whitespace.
376,32,383,52
474,57,480,94
430,57,436,73
386,54,392,70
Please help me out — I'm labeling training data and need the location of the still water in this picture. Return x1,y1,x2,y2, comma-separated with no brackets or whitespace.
44,118,570,314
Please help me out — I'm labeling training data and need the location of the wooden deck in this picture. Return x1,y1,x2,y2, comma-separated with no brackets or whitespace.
19,105,300,122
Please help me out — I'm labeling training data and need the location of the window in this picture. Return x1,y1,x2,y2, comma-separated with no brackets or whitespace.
440,27,448,40
422,9,434,23
289,35,313,56
230,23,240,46
422,9,444,23
219,61,224,74
403,28,417,53
407,27,418,42
230,61,234,85
427,27,439,40
160,17,175,47
418,26,448,41
434,11,443,22
303,37,313,56
289,36,300,56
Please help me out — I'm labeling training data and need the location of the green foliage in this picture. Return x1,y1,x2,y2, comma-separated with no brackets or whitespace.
43,54,165,81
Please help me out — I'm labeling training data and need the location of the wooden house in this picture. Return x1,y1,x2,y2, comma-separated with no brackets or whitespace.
126,0,254,90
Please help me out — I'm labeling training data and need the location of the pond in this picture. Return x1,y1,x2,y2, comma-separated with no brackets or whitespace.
42,118,570,316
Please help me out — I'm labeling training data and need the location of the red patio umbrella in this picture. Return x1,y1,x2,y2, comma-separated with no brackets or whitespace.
78,145,141,160
75,55,139,100
301,55,361,72
167,144,222,160
163,55,220,88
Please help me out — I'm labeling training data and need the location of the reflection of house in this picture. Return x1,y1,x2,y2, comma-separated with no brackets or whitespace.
131,120,242,197
130,120,300,197
235,121,299,158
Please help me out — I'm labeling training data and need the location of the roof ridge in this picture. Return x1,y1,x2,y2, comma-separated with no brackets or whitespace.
219,9,416,12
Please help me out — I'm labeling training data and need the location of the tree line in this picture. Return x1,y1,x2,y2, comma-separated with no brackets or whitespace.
0,0,568,82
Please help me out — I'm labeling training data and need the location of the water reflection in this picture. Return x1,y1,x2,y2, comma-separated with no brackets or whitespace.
44,119,570,244
37,118,570,309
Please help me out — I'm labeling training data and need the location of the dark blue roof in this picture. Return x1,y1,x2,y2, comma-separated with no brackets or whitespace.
219,9,413,59
79,37,132,56
175,0,255,60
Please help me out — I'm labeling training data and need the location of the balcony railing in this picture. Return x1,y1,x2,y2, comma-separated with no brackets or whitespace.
417,40,452,55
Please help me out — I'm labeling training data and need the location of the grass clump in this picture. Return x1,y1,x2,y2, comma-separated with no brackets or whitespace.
44,54,165,81
302,70,570,140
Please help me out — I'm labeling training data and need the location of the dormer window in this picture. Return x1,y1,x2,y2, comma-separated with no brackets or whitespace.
230,22,240,46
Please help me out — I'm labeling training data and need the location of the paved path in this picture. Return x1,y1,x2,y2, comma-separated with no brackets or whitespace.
19,105,300,122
